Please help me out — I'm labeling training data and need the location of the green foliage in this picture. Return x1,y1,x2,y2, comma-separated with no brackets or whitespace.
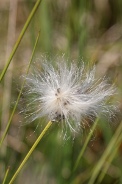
0,0,122,184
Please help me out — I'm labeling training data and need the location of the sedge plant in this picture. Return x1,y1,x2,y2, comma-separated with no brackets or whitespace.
7,58,115,183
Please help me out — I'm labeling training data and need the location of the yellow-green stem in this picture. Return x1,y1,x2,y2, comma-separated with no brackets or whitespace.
73,117,99,172
2,167,10,184
0,32,40,147
8,121,52,184
0,0,42,82
88,121,122,184
97,132,122,183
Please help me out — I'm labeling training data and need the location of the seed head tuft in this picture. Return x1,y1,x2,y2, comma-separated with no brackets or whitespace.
24,60,115,134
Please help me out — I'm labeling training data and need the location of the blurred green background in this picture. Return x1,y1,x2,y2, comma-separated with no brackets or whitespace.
0,0,122,184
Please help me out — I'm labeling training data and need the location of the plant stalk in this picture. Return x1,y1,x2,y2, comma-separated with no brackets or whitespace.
8,121,52,184
0,32,40,147
0,0,42,82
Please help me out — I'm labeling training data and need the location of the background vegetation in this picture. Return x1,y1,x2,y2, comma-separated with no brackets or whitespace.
0,0,122,184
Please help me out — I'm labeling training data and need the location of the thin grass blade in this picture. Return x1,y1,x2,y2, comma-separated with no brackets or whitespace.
8,121,52,184
97,132,122,183
88,121,122,184
0,0,42,82
73,117,99,172
0,32,40,147
2,167,10,184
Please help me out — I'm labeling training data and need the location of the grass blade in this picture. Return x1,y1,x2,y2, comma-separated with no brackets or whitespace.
97,132,122,183
0,0,42,82
88,121,122,184
8,121,52,184
0,32,40,147
73,117,99,172
2,167,10,184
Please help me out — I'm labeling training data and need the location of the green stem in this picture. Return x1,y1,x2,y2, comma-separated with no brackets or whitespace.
97,132,122,183
73,117,99,172
2,167,10,184
88,121,122,184
8,121,52,184
0,0,42,82
0,32,40,147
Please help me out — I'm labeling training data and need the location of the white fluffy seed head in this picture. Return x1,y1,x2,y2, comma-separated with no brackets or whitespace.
24,60,115,134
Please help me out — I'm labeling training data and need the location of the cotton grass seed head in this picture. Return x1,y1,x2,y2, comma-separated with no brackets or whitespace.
24,60,115,134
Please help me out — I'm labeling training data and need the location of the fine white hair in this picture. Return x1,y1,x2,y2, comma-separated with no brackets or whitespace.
23,60,115,133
